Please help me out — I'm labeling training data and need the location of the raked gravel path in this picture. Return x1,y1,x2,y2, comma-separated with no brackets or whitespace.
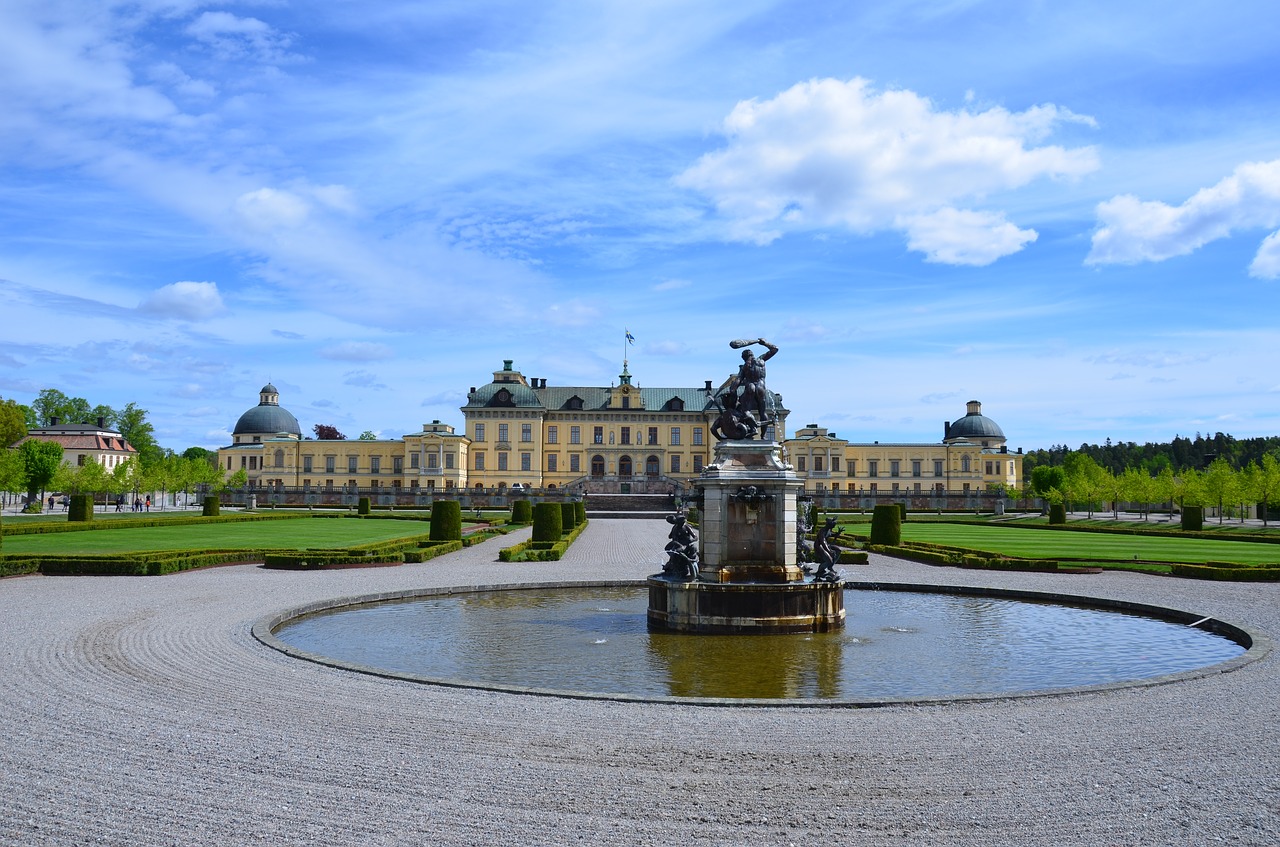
2,518,1278,846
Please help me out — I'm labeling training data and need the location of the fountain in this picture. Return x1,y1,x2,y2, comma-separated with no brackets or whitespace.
647,338,845,634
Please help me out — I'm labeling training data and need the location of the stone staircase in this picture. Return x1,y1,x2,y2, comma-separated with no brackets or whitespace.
584,493,677,520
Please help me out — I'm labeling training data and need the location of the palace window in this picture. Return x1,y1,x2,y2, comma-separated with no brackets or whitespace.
868,460,878,477
370,457,381,473
498,423,509,442
648,427,658,445
934,460,943,477
832,456,840,472
325,456,336,473
814,456,824,472
303,456,313,473
498,453,508,471
410,453,419,469
671,455,681,473
620,427,631,445
474,423,485,442
693,428,704,446
521,453,531,471
426,454,437,469
594,426,604,444
348,456,358,473
547,454,558,472
570,454,581,473
547,425,558,444
274,449,285,468
693,455,703,473
570,426,581,444
393,457,403,473
521,424,532,442
912,460,921,477
474,453,485,470
890,460,900,477
797,456,807,471
670,427,681,445
445,454,454,469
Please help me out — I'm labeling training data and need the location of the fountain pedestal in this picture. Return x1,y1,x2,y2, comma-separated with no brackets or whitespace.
647,440,846,634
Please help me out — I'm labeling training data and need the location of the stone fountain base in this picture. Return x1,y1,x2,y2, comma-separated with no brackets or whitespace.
646,438,846,634
646,576,845,634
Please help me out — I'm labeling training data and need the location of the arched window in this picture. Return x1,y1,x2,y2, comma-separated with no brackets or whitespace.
591,455,606,477
274,449,285,468
645,455,660,477
474,482,485,491
961,455,971,473
619,456,633,477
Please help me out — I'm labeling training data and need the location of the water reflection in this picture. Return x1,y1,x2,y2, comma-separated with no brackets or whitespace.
275,586,1245,701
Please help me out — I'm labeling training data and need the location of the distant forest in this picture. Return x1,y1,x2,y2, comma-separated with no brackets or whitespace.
1023,432,1280,477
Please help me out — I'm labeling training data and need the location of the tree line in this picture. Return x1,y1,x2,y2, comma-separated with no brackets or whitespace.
1027,453,1280,525
1023,431,1280,476
1,390,228,512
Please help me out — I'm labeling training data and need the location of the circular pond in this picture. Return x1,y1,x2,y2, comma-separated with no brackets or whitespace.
259,582,1257,705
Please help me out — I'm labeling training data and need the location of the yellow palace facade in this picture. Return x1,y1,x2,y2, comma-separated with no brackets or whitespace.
217,363,1021,500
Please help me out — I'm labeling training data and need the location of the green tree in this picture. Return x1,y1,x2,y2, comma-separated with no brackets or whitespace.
357,430,378,441
116,402,161,464
0,447,24,498
1245,454,1280,527
1029,465,1065,499
1201,458,1237,525
18,440,63,509
1119,467,1159,520
33,389,90,426
0,397,29,447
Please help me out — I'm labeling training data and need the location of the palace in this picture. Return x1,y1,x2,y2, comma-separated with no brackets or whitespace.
216,362,1022,499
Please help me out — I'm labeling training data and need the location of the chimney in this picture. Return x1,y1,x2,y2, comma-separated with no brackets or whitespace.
96,416,105,428
51,416,59,426
943,421,951,440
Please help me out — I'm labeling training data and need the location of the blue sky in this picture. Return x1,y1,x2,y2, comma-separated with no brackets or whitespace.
3,1,1279,453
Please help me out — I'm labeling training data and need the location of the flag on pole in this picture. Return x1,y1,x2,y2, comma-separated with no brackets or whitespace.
625,329,636,345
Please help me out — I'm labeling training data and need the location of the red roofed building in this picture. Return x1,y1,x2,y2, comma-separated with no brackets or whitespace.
14,417,138,471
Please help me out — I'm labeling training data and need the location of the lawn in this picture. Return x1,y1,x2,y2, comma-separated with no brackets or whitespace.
2,517,437,555
876,523,1280,566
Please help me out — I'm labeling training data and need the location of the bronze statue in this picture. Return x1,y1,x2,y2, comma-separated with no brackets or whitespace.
727,338,778,439
813,516,844,583
662,513,699,581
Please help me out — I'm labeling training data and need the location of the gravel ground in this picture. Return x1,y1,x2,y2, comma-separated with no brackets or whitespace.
2,519,1278,846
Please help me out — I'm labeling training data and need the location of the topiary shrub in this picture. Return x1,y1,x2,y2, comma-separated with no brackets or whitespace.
574,499,586,526
68,494,94,523
1048,503,1066,525
511,500,533,525
869,504,902,546
897,502,907,522
1181,506,1204,532
358,496,371,515
202,496,220,517
532,502,563,543
430,500,462,541
560,501,576,530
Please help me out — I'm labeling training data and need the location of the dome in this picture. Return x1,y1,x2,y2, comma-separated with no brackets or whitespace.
233,384,301,436
233,405,301,436
946,400,1005,442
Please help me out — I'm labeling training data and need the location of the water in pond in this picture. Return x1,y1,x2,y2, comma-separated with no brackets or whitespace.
275,586,1244,701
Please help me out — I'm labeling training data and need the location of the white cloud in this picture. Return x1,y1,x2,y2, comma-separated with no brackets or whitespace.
318,341,395,362
234,188,311,231
1087,159,1280,277
185,12,298,64
677,77,1097,263
138,281,225,320
900,208,1037,266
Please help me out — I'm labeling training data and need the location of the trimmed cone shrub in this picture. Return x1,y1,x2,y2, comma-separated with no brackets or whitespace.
1181,505,1204,532
574,499,586,526
68,494,94,522
560,501,576,530
532,502,563,543
430,500,463,541
1048,503,1066,525
869,504,902,546
511,500,533,525
202,495,220,517
358,496,371,515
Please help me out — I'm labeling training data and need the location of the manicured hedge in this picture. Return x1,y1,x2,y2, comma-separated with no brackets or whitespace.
1170,563,1280,581
1,511,305,536
429,500,462,541
574,500,586,526
511,500,532,525
560,501,576,530
499,518,589,562
203,496,220,517
68,494,94,523
1181,506,1204,532
1048,503,1066,525
532,502,562,543
357,497,371,515
869,504,902,546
